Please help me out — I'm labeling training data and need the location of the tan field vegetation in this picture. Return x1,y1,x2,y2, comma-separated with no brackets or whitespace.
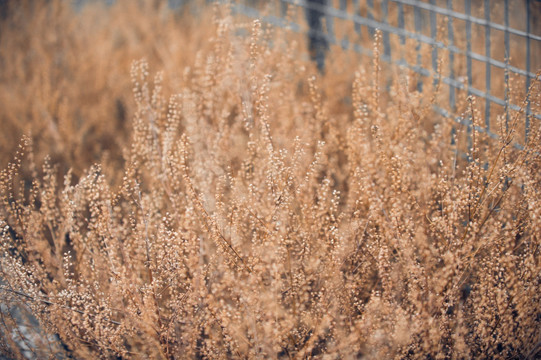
0,1,540,358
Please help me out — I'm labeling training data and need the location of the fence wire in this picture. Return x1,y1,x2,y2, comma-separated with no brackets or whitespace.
226,0,541,146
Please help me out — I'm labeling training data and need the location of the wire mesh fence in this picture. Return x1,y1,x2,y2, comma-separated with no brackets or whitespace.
225,0,541,147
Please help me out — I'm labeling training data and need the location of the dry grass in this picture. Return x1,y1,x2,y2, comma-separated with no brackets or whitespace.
0,1,540,359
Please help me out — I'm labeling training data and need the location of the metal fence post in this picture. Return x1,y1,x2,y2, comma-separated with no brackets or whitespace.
305,0,329,72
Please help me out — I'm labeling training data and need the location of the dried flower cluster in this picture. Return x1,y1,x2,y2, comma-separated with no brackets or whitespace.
0,1,540,359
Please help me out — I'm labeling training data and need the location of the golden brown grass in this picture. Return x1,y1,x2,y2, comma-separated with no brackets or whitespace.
0,1,540,359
